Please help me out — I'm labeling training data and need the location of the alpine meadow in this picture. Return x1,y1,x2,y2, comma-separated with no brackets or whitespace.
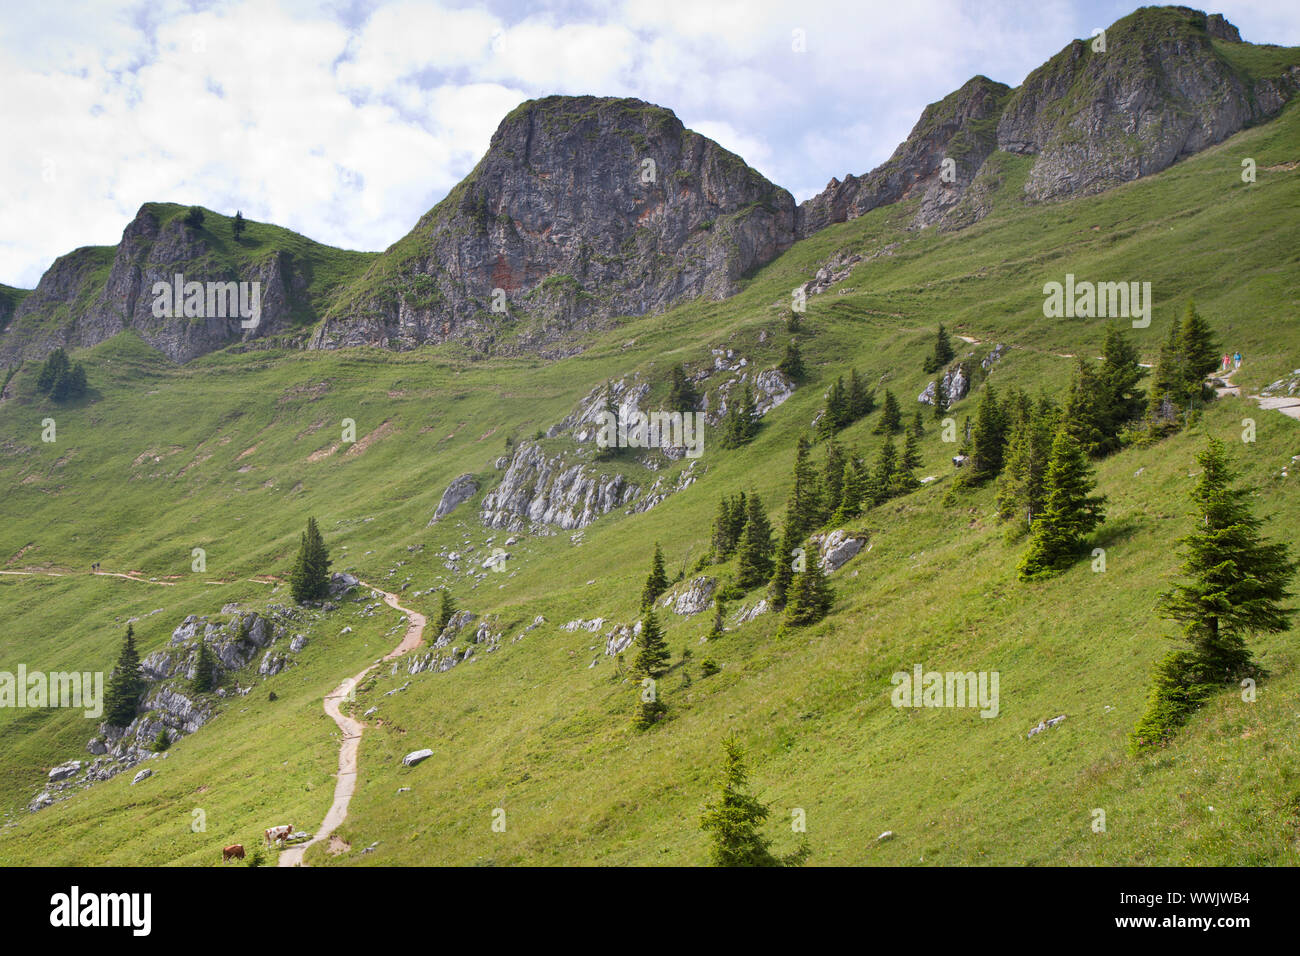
3,3,1300,896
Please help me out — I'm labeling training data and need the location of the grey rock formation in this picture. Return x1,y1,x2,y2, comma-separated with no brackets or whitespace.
815,530,869,572
430,473,479,524
666,577,717,616
310,95,796,357
329,572,360,596
480,440,639,531
996,9,1296,203
0,204,319,364
48,761,81,782
797,75,1011,236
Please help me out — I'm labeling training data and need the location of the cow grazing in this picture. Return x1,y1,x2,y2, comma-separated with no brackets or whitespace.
222,844,245,862
264,824,294,847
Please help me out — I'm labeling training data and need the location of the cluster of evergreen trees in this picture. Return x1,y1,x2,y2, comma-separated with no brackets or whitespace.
1146,300,1220,431
815,370,875,439
34,348,88,402
718,385,759,449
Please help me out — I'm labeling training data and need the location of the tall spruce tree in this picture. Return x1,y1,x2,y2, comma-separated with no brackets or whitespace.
874,389,902,434
641,543,670,610
104,624,145,728
1133,440,1295,749
768,519,801,611
733,494,775,592
1156,438,1294,676
996,397,1056,531
1017,426,1106,579
1099,323,1146,429
963,383,1007,484
1178,300,1220,399
289,517,332,603
867,436,898,507
821,441,846,520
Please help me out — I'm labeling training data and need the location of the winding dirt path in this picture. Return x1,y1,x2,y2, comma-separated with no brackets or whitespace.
277,582,425,867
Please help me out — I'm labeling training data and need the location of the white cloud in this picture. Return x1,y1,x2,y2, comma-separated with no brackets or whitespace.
2,0,1297,287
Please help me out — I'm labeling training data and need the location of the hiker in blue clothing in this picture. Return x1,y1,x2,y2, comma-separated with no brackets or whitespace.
1234,351,1242,370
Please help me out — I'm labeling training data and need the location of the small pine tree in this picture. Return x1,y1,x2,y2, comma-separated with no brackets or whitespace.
932,375,949,420
962,383,1007,484
818,377,849,438
784,557,833,627
768,520,801,611
191,638,217,693
104,624,145,728
709,597,726,639
821,440,846,520
700,737,810,867
778,340,805,381
633,608,671,679
1178,300,1220,400
1099,323,1145,430
436,589,458,636
719,385,758,448
666,363,699,413
232,210,246,240
867,436,897,507
733,495,775,592
847,369,874,420
184,206,205,228
1017,426,1106,579
289,517,332,603
874,390,902,434
641,543,669,610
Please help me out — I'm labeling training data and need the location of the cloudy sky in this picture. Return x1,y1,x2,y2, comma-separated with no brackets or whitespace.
2,0,1298,288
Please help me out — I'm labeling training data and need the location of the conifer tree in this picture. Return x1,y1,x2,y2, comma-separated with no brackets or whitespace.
725,492,748,550
909,411,925,441
1099,323,1145,429
641,543,670,610
719,385,758,448
632,608,671,679
821,441,845,520
1064,363,1111,457
700,737,808,866
900,427,922,474
1132,440,1295,749
963,383,1007,483
932,375,949,420
768,519,801,611
1178,300,1220,399
778,340,805,381
667,364,699,412
733,495,775,592
1155,438,1294,677
289,517,331,604
868,436,897,507
104,624,145,728
709,597,726,640
874,389,902,434
847,369,874,420
996,398,1055,530
830,456,866,524
436,589,458,636
1017,426,1106,579
232,210,246,240
786,435,823,539
191,638,217,694
784,557,833,627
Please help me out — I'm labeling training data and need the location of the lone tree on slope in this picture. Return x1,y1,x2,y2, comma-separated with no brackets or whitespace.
289,517,332,603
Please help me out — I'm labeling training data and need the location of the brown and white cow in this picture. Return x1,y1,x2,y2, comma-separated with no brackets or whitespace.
264,824,294,847
222,844,245,862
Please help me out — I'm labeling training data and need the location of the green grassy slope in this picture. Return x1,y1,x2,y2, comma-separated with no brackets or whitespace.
1,100,1298,866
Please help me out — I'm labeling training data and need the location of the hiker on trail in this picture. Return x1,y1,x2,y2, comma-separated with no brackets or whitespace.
1222,353,1231,372
1234,351,1242,370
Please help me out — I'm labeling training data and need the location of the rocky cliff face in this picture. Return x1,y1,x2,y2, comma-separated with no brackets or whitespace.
1,204,350,365
797,75,1011,236
309,95,797,356
798,8,1299,235
997,7,1298,201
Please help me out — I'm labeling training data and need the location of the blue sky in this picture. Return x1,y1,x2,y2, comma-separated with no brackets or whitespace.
2,0,1298,288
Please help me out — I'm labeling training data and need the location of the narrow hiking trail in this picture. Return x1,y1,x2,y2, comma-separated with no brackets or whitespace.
0,567,176,585
1215,365,1300,421
277,582,425,867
